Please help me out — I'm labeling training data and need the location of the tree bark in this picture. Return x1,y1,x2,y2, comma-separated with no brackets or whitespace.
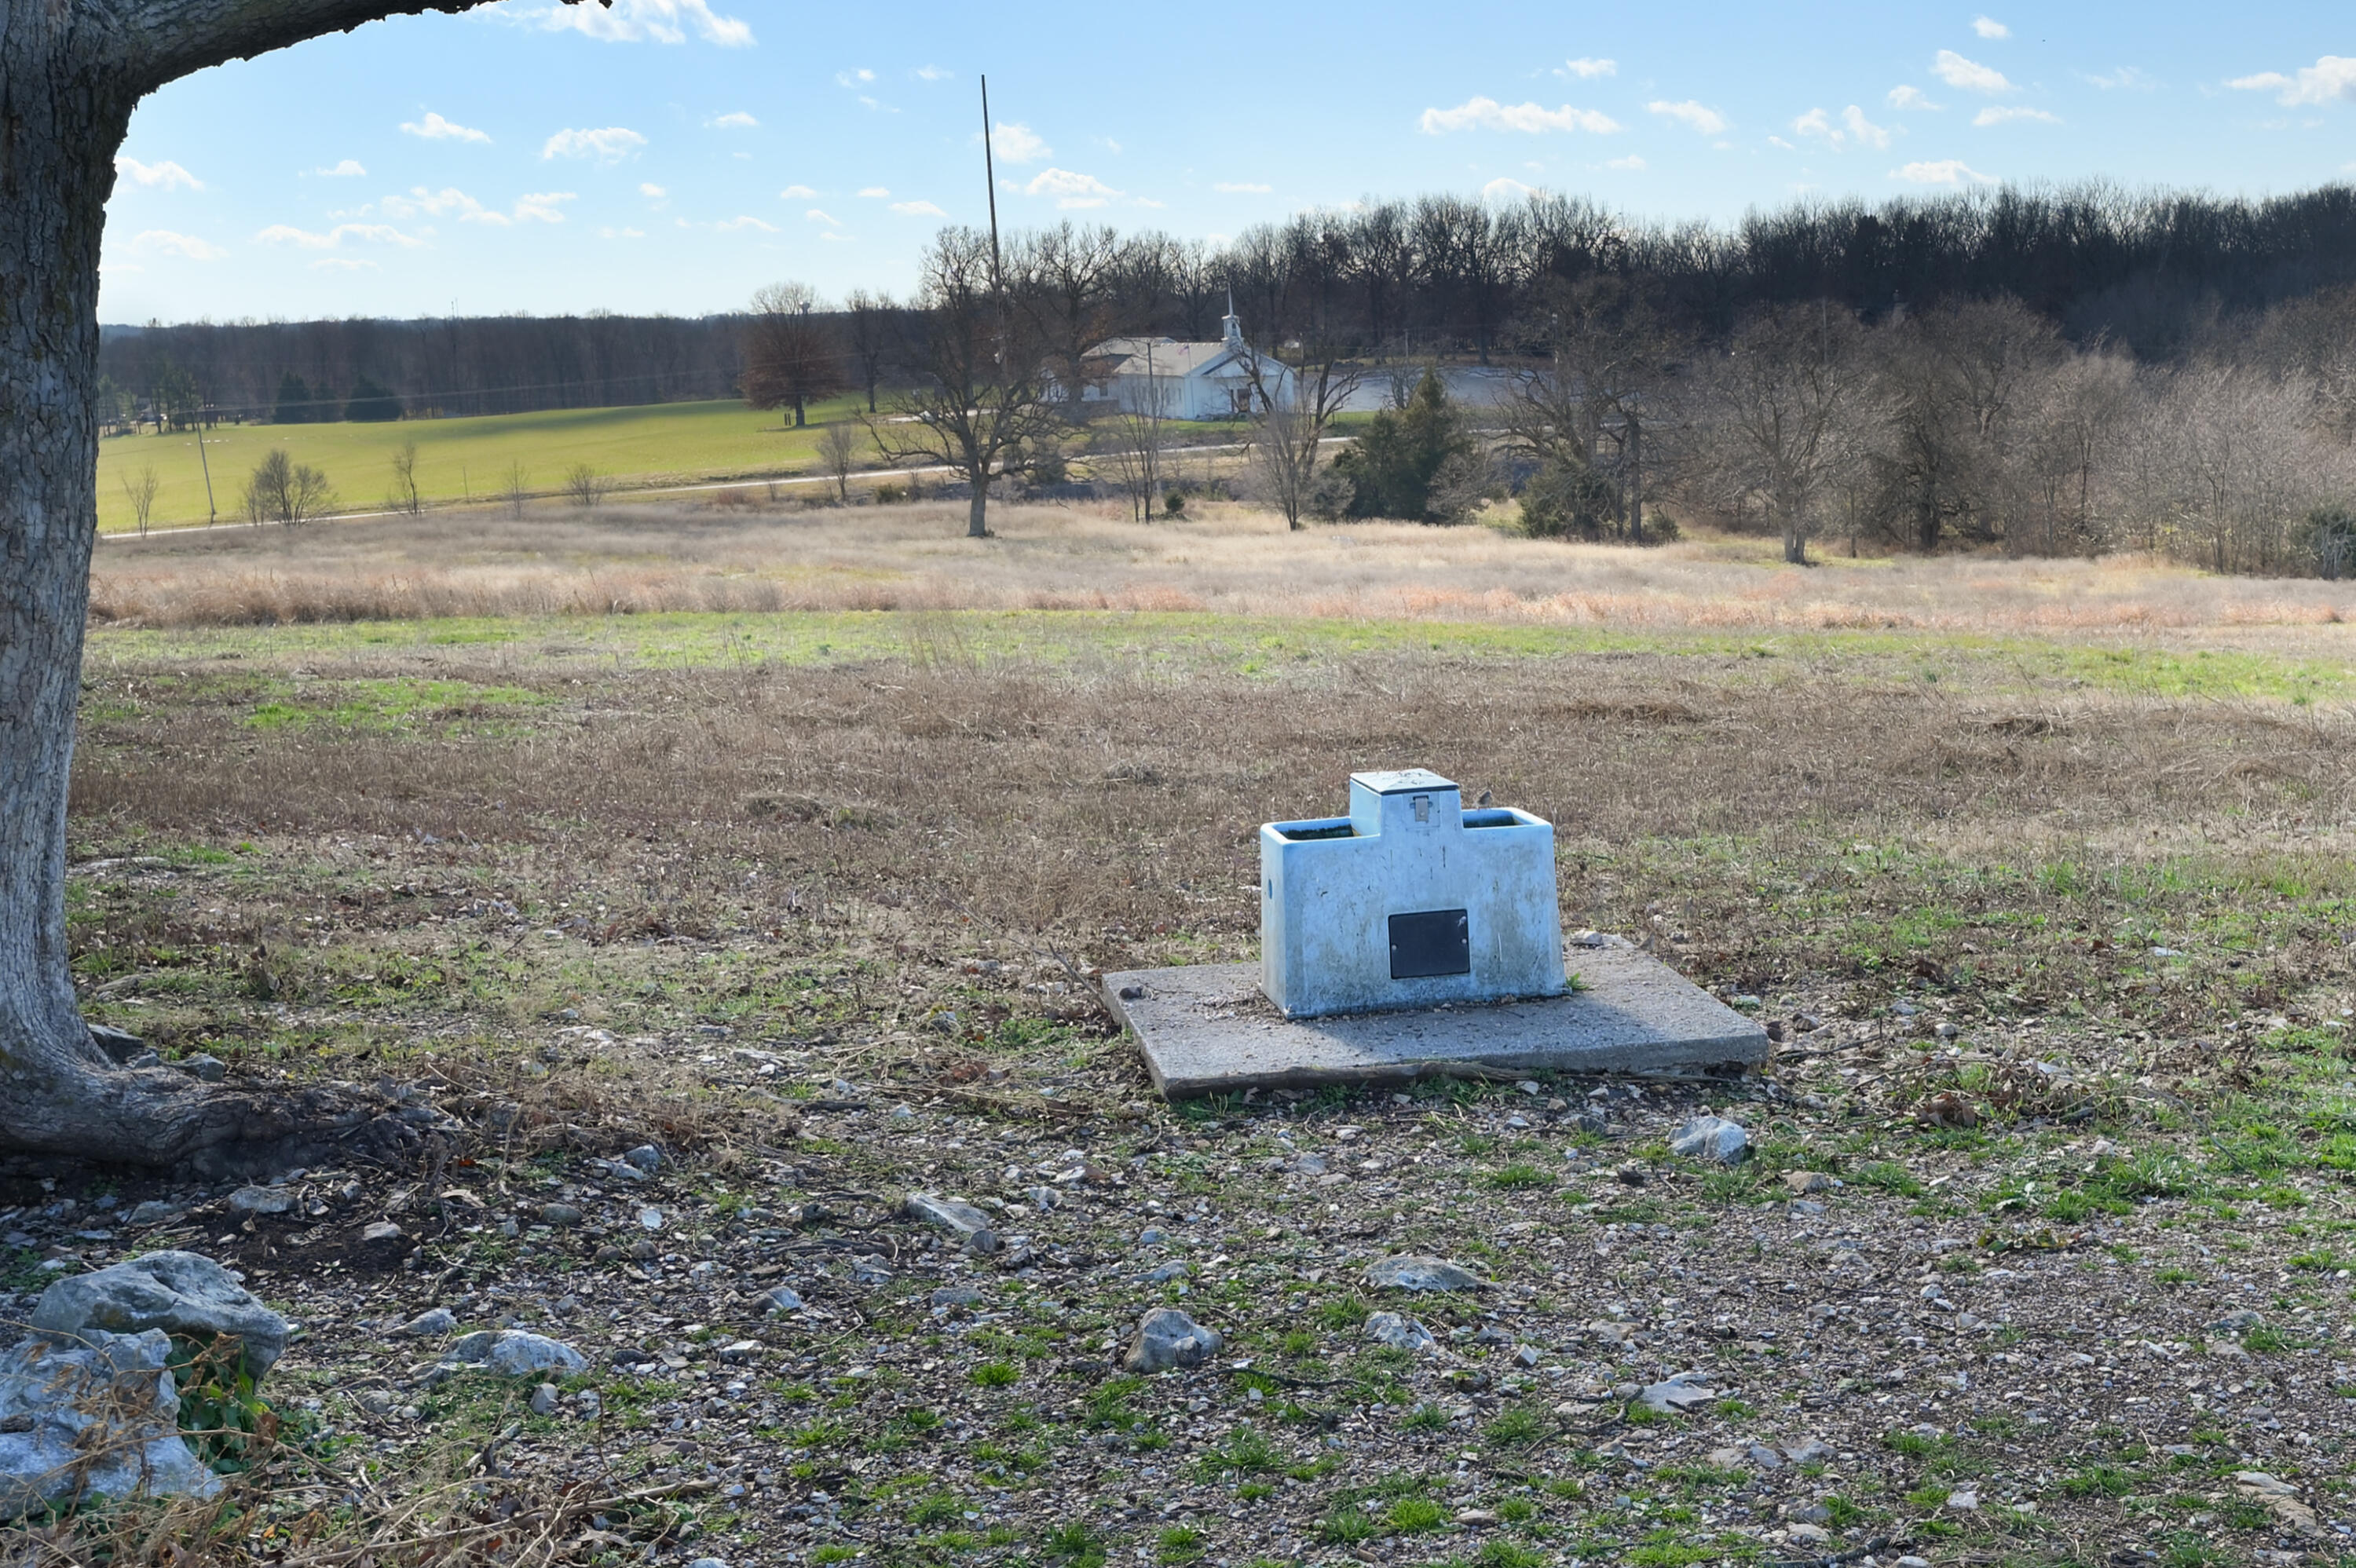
967,481,989,539
0,0,492,1170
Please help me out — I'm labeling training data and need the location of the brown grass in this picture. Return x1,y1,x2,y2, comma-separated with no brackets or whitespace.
89,499,2356,636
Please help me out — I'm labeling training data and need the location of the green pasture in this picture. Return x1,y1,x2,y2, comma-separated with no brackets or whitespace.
81,608,2356,704
93,395,869,533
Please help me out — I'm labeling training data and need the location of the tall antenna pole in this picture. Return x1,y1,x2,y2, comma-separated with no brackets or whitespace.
979,75,1003,291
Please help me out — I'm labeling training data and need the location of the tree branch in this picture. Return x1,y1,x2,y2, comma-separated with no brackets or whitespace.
111,0,606,94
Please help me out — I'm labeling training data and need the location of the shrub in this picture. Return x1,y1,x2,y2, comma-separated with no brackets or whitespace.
241,448,335,526
1330,370,1489,522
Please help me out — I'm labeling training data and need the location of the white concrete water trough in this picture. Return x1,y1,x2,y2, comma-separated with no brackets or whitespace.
1103,769,1770,1098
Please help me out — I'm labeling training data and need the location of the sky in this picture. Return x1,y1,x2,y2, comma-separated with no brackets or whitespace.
99,0,2356,324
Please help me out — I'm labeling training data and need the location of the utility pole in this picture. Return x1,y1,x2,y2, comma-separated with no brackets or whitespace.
979,75,1003,293
194,423,217,525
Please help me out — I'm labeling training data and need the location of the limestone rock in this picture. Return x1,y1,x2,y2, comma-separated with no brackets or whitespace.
226,1186,294,1215
1670,1114,1749,1164
1123,1308,1224,1372
1364,1312,1439,1353
758,1286,805,1314
1364,1255,1483,1292
32,1252,290,1380
440,1331,587,1377
904,1193,1001,1254
399,1307,457,1337
0,1329,219,1520
1636,1370,1716,1413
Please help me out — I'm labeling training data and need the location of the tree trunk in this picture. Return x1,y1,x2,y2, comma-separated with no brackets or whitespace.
0,20,449,1172
967,478,990,539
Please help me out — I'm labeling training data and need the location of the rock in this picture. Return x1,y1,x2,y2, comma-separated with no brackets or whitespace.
87,1022,147,1063
1455,1508,1499,1525
622,1145,664,1173
758,1286,805,1314
1137,1227,1168,1246
1288,1153,1328,1175
226,1185,294,1215
539,1204,584,1227
1789,1501,1831,1524
360,1221,403,1244
1124,1308,1224,1372
715,1340,761,1364
400,1307,457,1337
1708,1446,1747,1467
1364,1312,1438,1353
904,1193,1001,1255
1584,1319,1637,1347
1513,1346,1541,1368
124,1201,181,1227
635,1207,664,1231
31,1251,291,1380
0,1329,219,1520
686,1558,730,1568
1364,1255,1483,1292
179,1053,227,1084
1147,1261,1192,1284
1636,1370,1716,1414
1787,1522,1830,1546
2213,1308,2267,1332
1896,1559,1932,1568
1945,1489,1979,1510
529,1383,560,1417
851,1255,892,1285
1782,1171,1832,1195
1782,1436,1832,1465
930,1286,983,1308
2234,1471,2297,1497
440,1330,587,1378
1670,1114,1749,1164
1746,1443,1783,1470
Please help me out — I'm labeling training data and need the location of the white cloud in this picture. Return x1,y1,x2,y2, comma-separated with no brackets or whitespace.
1022,167,1121,208
600,226,649,239
116,157,203,191
777,184,817,199
640,182,668,198
1973,105,2061,126
1418,97,1620,134
1481,177,1537,201
512,192,574,223
1557,57,1616,78
914,64,951,81
984,121,1049,163
1932,49,2012,93
804,208,841,226
1648,99,1729,135
888,199,948,216
130,229,225,260
835,67,875,86
1768,134,1797,150
1793,104,1890,149
708,111,758,129
310,258,379,272
1892,158,1996,185
2227,57,2356,107
401,111,490,143
1886,85,1940,110
2082,67,2155,91
506,0,752,47
254,221,425,248
1605,154,1647,170
379,185,483,219
316,159,368,177
1973,15,2010,38
857,185,890,198
719,214,779,231
543,126,647,162
1213,181,1272,193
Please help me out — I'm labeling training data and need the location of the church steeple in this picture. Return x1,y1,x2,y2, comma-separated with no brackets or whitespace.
1221,290,1243,349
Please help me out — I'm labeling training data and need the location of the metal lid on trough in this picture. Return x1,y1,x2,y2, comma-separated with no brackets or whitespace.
1349,768,1456,795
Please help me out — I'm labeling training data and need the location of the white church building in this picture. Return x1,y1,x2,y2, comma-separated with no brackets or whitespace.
1067,299,1298,421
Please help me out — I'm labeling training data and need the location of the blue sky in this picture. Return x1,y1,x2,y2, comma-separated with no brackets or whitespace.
100,1,2356,323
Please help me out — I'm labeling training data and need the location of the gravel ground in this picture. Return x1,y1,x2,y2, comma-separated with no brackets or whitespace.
8,980,2354,1568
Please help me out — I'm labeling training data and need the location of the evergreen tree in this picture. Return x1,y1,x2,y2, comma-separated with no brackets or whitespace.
1330,370,1476,521
273,372,315,425
343,375,402,422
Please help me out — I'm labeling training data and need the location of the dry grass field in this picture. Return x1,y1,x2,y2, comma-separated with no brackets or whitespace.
16,507,2356,1566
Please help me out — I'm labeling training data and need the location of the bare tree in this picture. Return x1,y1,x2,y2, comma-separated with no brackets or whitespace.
842,290,898,414
818,422,862,503
1240,342,1362,531
742,282,847,428
865,228,1068,539
1013,222,1125,412
388,437,421,514
0,0,613,1171
1697,305,1871,565
562,462,611,509
240,448,335,526
119,462,160,536
1506,276,1685,543
501,462,532,520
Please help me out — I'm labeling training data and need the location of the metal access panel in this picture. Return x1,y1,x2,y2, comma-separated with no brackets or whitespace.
1388,909,1471,979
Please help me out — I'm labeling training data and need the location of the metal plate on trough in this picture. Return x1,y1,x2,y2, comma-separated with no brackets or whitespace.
1104,939,1769,1098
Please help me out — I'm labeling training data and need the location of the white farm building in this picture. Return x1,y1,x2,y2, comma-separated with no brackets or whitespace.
1067,299,1297,421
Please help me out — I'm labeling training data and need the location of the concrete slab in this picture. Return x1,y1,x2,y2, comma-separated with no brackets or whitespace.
1104,938,1769,1098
